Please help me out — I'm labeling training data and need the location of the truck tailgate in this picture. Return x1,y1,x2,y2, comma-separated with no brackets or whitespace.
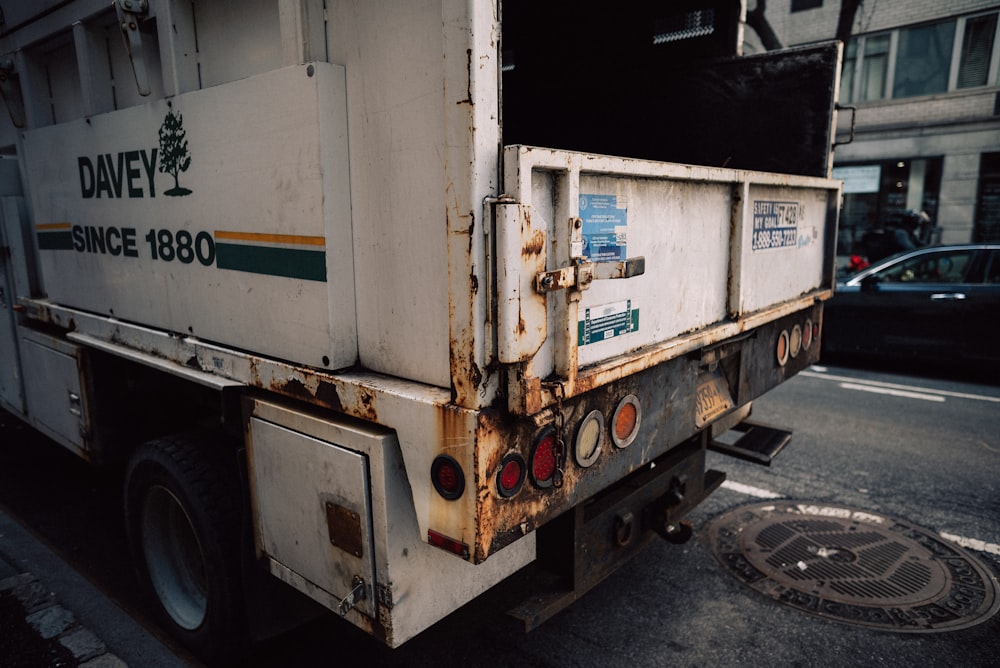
497,146,841,414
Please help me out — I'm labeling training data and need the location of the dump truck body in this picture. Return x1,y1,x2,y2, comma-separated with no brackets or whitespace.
0,0,841,656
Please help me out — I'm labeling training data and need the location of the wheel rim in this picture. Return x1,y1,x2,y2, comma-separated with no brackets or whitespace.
141,484,208,631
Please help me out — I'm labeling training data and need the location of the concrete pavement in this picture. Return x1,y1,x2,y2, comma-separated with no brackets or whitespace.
0,509,192,667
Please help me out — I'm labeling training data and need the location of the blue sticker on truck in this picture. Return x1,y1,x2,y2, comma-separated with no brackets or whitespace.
752,200,801,251
579,194,627,261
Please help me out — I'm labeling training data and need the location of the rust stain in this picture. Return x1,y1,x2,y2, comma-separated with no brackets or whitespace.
467,351,483,390
355,387,377,422
315,380,344,413
522,229,545,257
275,377,312,402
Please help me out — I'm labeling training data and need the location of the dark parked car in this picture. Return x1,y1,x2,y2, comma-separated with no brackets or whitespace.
823,244,1000,365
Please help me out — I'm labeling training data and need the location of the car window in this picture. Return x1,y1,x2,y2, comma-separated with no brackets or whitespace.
876,249,975,283
986,251,1000,284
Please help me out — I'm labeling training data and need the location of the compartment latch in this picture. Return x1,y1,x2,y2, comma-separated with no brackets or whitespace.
536,256,645,293
116,0,151,96
337,576,367,617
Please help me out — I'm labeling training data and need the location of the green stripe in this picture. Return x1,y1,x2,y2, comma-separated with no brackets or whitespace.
37,231,74,250
215,243,327,282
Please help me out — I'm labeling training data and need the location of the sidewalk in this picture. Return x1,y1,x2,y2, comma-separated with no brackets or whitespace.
0,509,193,667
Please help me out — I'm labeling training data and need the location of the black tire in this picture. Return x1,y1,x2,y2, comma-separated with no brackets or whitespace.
124,432,246,663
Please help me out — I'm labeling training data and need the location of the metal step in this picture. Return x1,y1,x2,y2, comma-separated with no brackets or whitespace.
708,421,792,466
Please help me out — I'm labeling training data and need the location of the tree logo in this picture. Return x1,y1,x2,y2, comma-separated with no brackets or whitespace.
158,109,192,196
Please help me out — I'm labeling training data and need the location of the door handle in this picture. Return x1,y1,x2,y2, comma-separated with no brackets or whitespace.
930,293,966,301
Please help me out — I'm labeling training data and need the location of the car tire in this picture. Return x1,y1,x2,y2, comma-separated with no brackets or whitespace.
124,432,246,663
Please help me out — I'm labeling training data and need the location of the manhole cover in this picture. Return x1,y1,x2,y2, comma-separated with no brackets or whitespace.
707,502,1000,632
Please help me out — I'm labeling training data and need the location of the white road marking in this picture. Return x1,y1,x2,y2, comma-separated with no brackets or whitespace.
720,480,783,499
837,382,946,402
939,532,1000,557
722,479,1000,556
801,369,1000,403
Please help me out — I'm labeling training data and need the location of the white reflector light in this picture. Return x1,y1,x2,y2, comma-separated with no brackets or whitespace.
574,410,604,468
789,325,802,358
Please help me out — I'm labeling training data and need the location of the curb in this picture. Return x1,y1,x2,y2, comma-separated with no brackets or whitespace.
0,571,128,667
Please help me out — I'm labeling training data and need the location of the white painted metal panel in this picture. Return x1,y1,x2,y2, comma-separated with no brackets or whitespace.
193,0,283,88
247,399,535,647
573,172,733,368
22,62,356,370
735,183,830,313
248,417,376,618
330,1,453,389
503,146,840,385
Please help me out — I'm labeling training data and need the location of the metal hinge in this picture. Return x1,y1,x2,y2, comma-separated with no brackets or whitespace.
116,0,151,96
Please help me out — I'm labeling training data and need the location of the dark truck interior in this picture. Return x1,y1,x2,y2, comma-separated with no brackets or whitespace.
501,0,841,178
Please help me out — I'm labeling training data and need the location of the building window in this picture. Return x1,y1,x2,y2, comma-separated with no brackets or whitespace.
791,0,823,11
841,12,1000,104
893,21,955,98
860,34,891,102
959,13,998,88
974,152,1000,243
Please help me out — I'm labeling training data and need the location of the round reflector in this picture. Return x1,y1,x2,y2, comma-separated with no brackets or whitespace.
574,410,604,468
530,428,558,488
496,454,525,498
789,324,802,358
776,330,790,366
611,394,641,448
802,318,814,350
431,455,465,500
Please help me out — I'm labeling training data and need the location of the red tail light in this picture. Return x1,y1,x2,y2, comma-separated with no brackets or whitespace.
431,455,465,500
497,454,525,497
530,428,558,488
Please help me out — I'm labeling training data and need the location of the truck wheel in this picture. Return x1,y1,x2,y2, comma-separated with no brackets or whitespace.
124,433,246,662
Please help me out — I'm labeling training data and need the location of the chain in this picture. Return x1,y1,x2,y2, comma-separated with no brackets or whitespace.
550,381,566,488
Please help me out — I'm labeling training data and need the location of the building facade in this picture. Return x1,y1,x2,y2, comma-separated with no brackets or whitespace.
746,0,1000,254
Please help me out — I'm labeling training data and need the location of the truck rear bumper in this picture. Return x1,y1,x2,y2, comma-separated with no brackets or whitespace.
508,432,724,631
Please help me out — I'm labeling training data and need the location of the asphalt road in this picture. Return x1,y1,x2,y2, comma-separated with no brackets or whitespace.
1,360,998,667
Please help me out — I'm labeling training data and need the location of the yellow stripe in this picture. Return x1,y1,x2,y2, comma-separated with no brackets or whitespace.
215,230,325,246
37,222,72,231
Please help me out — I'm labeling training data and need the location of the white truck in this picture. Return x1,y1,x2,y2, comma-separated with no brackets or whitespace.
0,0,843,661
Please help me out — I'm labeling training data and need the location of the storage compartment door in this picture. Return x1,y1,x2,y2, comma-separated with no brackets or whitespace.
248,418,376,618
19,334,88,456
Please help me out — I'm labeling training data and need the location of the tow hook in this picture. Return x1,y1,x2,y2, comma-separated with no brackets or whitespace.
660,520,694,544
650,474,694,544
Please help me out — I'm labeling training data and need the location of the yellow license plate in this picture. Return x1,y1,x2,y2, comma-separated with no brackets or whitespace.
695,371,734,428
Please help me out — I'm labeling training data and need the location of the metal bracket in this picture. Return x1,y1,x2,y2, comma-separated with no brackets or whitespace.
833,103,856,147
337,575,367,617
536,257,645,293
116,0,151,96
0,58,25,128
